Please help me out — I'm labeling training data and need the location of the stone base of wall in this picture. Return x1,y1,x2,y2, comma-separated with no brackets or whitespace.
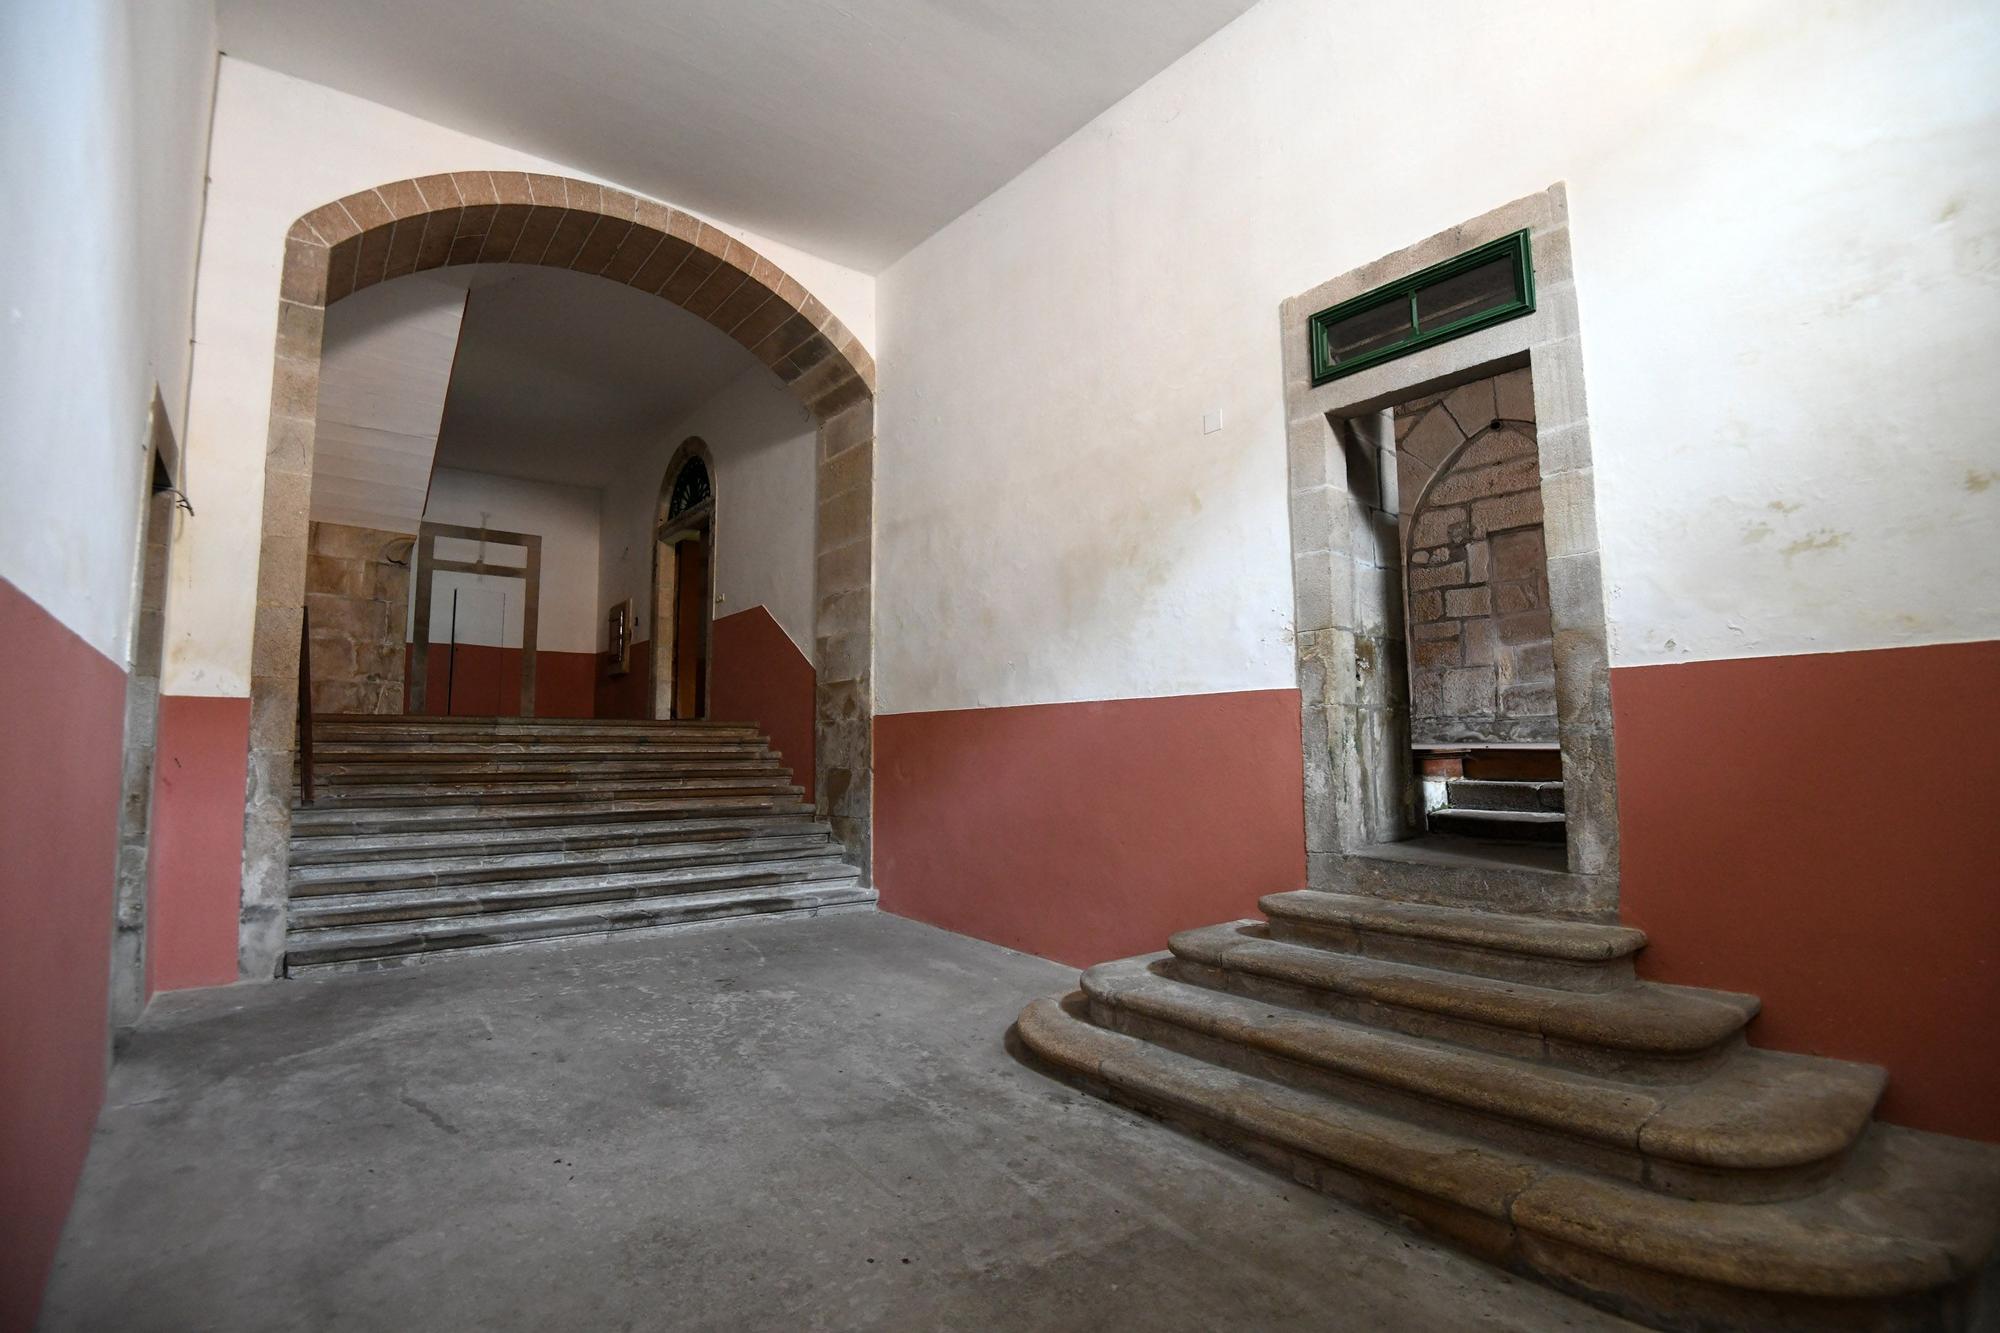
305,521,411,714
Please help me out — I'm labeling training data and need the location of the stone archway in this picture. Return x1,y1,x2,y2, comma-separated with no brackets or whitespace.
239,172,875,976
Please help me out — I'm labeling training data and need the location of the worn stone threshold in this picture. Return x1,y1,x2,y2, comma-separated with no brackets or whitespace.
1357,835,1567,875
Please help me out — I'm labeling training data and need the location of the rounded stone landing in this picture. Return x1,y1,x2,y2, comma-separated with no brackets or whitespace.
1015,892,2000,1331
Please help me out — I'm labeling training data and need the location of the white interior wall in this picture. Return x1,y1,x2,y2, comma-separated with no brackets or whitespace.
419,468,602,653
164,56,874,696
599,366,819,660
876,0,2000,715
0,0,217,663
311,276,467,534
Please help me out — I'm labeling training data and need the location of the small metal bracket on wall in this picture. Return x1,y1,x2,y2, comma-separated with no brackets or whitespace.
408,520,542,716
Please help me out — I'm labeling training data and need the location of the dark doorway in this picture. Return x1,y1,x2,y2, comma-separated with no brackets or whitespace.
653,446,715,720
669,527,711,719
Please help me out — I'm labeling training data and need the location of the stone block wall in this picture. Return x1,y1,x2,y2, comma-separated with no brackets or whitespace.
1395,370,1556,745
304,521,411,715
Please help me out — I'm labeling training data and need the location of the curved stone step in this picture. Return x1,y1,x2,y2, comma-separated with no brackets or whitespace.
1081,957,1882,1201
289,831,839,895
1260,890,1646,991
287,853,857,929
1170,923,1757,1078
1016,995,2000,1330
289,793,815,836
284,878,875,975
287,815,832,866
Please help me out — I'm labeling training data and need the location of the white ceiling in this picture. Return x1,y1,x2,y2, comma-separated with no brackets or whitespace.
214,0,1262,270
430,265,759,487
311,276,467,534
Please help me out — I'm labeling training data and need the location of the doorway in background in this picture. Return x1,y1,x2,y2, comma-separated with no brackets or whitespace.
652,447,715,720
408,520,542,717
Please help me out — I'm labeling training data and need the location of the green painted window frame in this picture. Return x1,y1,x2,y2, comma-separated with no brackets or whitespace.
1309,230,1535,385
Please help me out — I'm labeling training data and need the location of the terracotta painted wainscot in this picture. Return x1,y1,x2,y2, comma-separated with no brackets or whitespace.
0,578,129,1328
146,695,254,994
595,605,817,802
1613,639,2000,1142
875,688,1307,967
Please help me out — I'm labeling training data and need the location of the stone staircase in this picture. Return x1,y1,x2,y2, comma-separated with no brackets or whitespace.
1017,891,2000,1331
284,715,872,976
1430,776,1567,844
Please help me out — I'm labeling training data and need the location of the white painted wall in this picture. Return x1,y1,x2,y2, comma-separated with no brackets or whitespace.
876,0,2000,715
0,0,217,663
311,276,467,534
600,366,819,660
419,468,602,654
163,56,874,696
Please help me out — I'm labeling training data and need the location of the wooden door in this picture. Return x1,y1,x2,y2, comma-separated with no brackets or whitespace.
672,534,710,719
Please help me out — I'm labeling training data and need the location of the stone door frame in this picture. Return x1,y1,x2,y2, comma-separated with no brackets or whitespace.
407,520,543,717
1280,184,1620,920
238,172,876,977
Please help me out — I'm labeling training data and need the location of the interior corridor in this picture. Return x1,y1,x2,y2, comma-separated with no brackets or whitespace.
8,0,1998,1327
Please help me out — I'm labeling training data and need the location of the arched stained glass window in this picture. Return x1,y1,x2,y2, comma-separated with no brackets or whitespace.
667,457,711,519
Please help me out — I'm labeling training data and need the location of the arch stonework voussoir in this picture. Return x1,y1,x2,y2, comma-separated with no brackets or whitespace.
237,172,874,978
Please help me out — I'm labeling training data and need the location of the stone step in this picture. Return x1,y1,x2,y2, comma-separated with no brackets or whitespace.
297,776,802,808
1429,807,1568,844
284,877,875,974
309,743,777,764
312,715,758,735
1259,890,1645,992
308,720,760,740
289,793,815,837
1015,995,2000,1332
1169,923,1758,1079
286,815,834,866
309,757,787,782
288,831,839,895
287,853,858,929
1445,778,1566,813
1081,957,1883,1203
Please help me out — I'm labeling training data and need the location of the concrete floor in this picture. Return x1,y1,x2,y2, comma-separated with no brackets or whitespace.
44,912,1629,1332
